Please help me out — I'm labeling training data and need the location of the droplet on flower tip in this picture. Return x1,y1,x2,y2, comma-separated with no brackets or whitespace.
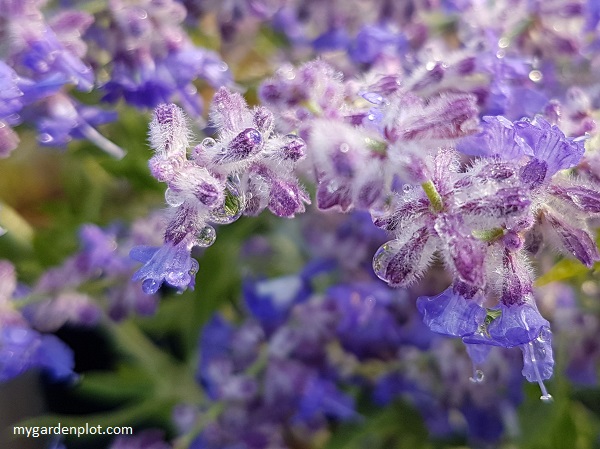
540,394,553,403
362,92,383,104
142,279,160,295
196,225,217,247
469,369,485,384
165,188,184,207
528,70,543,82
202,137,216,149
39,133,54,144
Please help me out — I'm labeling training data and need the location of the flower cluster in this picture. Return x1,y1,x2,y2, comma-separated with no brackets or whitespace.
130,91,309,294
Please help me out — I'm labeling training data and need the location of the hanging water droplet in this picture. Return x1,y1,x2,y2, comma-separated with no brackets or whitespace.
540,394,553,403
196,225,217,247
202,137,216,149
39,133,54,144
529,70,543,83
142,278,160,295
165,188,184,207
469,369,485,384
166,271,186,284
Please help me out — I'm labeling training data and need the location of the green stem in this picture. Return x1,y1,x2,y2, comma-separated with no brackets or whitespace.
421,180,443,212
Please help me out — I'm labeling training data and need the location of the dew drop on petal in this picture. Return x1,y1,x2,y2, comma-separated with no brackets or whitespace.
469,369,485,384
165,188,184,207
142,278,160,295
202,137,216,149
196,225,217,247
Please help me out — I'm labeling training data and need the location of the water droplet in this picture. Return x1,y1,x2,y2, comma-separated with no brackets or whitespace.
202,137,216,149
362,92,383,104
540,394,553,403
402,184,413,193
166,271,186,284
218,62,229,72
165,188,184,207
498,37,510,48
39,133,54,144
142,278,160,295
529,70,543,82
537,327,552,343
469,369,485,384
339,143,350,153
367,113,376,121
196,225,216,247
425,61,437,71
496,50,506,59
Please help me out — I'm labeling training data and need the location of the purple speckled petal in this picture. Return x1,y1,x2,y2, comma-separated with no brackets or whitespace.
460,187,530,218
434,214,485,286
373,227,431,287
549,185,600,213
546,213,600,267
215,128,262,164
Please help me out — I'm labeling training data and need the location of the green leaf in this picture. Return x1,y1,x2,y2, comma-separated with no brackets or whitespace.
75,365,154,402
535,258,590,287
324,400,431,449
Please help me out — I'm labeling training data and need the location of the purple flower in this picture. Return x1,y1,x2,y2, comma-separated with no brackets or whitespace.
0,326,75,383
295,376,357,424
130,239,198,295
416,285,487,338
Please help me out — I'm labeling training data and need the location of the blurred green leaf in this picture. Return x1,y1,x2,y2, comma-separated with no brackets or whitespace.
534,258,590,287
324,400,431,449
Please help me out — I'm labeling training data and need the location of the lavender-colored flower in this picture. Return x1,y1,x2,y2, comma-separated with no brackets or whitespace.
0,261,75,382
87,0,232,118
130,238,199,295
417,284,487,338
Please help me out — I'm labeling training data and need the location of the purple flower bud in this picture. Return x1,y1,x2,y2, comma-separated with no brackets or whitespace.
253,106,275,134
545,213,600,267
372,197,429,232
434,214,485,286
211,87,249,133
268,178,309,218
501,250,531,307
215,128,262,164
417,286,486,337
316,178,353,211
520,159,548,189
460,187,531,218
549,185,600,213
373,227,432,287
194,181,222,207
149,103,189,157
280,134,306,162
503,230,523,251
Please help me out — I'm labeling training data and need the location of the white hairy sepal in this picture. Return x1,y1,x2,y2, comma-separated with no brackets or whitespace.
149,104,191,158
